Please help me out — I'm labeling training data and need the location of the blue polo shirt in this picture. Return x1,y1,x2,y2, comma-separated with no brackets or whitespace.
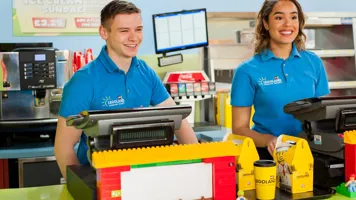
58,45,170,165
230,43,330,137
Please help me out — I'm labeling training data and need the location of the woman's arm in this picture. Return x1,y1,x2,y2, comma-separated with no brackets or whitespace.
232,106,277,155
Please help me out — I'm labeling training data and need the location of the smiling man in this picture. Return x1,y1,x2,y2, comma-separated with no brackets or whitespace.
54,0,198,179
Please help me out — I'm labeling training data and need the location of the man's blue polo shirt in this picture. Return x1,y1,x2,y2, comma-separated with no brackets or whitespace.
58,45,170,165
230,43,330,137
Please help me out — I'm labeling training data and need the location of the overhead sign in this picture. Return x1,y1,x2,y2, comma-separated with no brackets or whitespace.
12,0,113,36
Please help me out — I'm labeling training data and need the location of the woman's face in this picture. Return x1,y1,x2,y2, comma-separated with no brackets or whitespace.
264,1,299,47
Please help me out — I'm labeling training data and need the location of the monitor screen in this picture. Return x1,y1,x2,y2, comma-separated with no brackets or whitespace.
152,8,209,54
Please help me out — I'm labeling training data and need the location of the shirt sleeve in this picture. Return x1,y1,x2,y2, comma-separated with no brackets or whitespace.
58,71,93,118
149,68,170,106
314,58,330,97
230,66,255,107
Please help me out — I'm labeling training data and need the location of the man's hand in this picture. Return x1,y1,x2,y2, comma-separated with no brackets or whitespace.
265,134,277,156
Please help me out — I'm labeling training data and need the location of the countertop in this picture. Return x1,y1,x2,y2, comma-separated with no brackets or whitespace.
0,126,347,199
0,127,229,159
0,184,349,200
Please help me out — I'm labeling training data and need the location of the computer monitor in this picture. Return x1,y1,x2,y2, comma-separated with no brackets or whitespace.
152,8,209,54
284,96,356,132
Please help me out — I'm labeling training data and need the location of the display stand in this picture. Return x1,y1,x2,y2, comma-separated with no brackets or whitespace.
66,165,335,200
163,70,218,131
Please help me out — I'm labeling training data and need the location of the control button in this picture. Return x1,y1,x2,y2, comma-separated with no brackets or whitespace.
34,63,40,67
24,63,32,67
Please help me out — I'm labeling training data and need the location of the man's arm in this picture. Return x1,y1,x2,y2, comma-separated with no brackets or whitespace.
156,97,198,144
54,116,82,179
54,69,93,179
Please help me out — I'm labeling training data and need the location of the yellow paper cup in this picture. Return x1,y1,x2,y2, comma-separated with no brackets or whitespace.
254,160,276,199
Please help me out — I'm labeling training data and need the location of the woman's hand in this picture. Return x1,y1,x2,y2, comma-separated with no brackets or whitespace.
265,135,277,156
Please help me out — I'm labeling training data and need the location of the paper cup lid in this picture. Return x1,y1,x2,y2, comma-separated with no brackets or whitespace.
254,160,276,167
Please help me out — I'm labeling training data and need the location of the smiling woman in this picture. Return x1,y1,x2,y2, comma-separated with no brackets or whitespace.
254,0,306,58
230,0,330,160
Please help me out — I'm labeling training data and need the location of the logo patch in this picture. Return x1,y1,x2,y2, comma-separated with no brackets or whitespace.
102,95,125,107
258,76,282,86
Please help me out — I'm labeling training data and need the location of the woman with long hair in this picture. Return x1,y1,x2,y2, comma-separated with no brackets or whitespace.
230,0,330,159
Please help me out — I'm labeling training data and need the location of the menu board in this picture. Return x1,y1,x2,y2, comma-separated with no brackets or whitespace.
12,0,114,36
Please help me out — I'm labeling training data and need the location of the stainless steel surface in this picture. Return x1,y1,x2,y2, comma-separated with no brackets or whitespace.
0,49,71,121
18,156,56,188
0,52,20,91
55,50,71,89
0,118,57,125
1,90,50,120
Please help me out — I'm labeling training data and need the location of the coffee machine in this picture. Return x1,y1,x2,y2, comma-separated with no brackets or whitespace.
0,43,71,146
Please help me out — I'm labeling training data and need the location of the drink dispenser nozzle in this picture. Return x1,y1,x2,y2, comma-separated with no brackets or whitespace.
34,89,46,107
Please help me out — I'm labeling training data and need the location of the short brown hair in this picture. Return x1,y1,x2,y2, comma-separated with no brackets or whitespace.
101,0,141,30
254,0,306,54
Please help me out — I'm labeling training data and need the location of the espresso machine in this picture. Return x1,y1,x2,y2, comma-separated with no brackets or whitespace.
0,43,71,146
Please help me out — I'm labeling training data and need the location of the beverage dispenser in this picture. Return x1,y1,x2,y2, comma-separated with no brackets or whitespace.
0,46,71,146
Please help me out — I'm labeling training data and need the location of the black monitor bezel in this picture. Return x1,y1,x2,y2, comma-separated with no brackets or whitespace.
152,8,209,54
66,105,192,129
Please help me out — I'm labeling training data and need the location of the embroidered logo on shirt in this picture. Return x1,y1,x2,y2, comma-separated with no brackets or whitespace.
258,76,282,86
102,96,125,107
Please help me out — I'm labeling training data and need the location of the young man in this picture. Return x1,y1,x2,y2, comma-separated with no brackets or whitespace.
54,0,198,179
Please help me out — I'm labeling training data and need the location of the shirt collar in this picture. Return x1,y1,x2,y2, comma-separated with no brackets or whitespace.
260,42,301,62
98,45,139,73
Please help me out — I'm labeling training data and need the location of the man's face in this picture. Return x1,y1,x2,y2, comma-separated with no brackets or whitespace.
100,13,143,58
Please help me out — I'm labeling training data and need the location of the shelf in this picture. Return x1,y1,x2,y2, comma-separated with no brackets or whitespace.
172,95,214,102
310,49,355,58
329,81,356,89
212,82,356,91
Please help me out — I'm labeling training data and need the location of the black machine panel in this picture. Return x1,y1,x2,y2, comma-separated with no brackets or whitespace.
17,49,57,90
0,43,53,52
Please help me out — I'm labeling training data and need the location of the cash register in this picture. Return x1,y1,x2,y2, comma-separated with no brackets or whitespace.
284,96,356,187
65,105,192,200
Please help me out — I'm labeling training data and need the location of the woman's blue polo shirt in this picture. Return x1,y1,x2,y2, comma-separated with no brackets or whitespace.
230,43,330,137
58,45,170,165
